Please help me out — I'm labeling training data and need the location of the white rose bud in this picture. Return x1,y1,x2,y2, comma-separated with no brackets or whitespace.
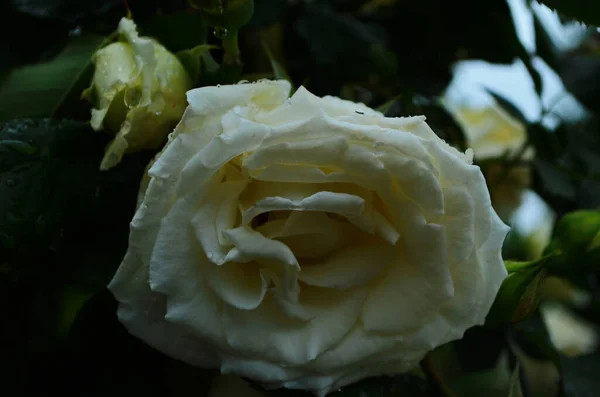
84,17,192,170
109,80,509,396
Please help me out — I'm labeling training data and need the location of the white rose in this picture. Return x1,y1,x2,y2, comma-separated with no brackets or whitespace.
108,80,509,396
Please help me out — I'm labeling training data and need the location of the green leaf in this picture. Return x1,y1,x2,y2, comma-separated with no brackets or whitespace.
508,364,524,397
533,12,559,72
139,11,209,52
486,257,550,327
176,44,218,84
0,119,103,253
537,0,600,26
262,41,294,88
0,35,105,123
376,95,402,116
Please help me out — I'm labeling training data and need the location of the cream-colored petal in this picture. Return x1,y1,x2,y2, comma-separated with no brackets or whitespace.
425,139,492,248
220,287,368,366
186,80,290,116
205,261,269,310
440,186,476,265
298,238,395,289
191,180,247,266
222,226,299,303
241,189,365,225
257,211,348,258
361,223,454,333
379,152,444,217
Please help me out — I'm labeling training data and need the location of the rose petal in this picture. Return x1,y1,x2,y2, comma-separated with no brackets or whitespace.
361,223,454,333
298,237,395,289
257,212,348,258
205,261,269,310
191,180,248,265
440,186,476,265
220,287,368,365
222,226,300,303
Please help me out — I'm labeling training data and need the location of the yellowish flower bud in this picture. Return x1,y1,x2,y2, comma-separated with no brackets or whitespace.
84,17,192,170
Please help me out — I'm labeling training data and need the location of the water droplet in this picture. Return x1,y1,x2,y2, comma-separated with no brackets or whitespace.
213,27,228,39
6,179,16,187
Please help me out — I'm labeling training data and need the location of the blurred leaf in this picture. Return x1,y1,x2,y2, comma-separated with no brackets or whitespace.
139,11,208,52
10,0,121,24
262,41,293,87
537,0,600,26
516,312,600,396
533,12,559,72
291,2,388,95
508,364,524,397
514,311,561,365
522,55,544,97
559,53,600,115
376,95,402,116
176,44,218,83
561,355,600,397
534,158,577,200
247,0,288,28
0,35,105,123
486,90,528,125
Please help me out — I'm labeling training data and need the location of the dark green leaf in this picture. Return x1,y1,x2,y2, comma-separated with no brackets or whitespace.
176,44,218,83
376,95,402,116
486,258,549,327
10,0,121,24
513,311,560,365
0,119,103,254
262,41,293,87
537,0,600,26
561,355,600,397
523,55,544,97
139,11,209,52
559,54,600,116
0,35,105,123
486,90,528,125
534,158,577,200
247,0,288,28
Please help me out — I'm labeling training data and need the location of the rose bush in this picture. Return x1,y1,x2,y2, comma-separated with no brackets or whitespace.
108,80,509,396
